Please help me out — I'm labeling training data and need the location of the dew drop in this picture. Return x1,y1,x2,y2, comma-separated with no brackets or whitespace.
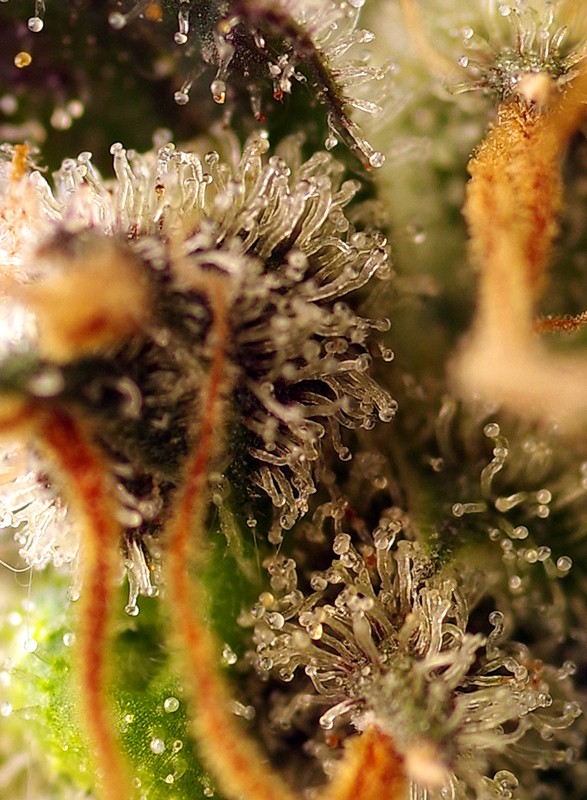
267,612,285,630
67,587,81,602
369,151,385,168
163,696,180,713
125,603,140,617
484,422,500,438
109,11,126,29
67,99,85,119
333,533,351,555
221,643,238,665
512,525,529,539
27,368,64,397
1,702,12,717
210,79,227,104
537,546,551,561
174,90,190,106
308,622,323,640
50,107,72,130
27,16,44,32
23,638,38,653
149,737,165,755
164,774,174,785
557,555,572,573
406,223,426,244
62,632,76,647
535,489,552,504
14,52,32,69
0,95,17,114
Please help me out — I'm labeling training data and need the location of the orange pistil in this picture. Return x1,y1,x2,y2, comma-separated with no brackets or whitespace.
36,410,130,800
454,61,587,425
0,400,129,798
164,275,409,800
324,726,406,800
164,277,300,800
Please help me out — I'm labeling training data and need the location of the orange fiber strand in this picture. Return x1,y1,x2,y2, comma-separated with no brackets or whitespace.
323,726,406,800
165,278,299,800
454,61,587,425
37,410,130,800
165,276,408,800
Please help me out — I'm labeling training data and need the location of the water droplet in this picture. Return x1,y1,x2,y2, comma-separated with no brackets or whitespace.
267,612,285,630
406,223,426,244
164,774,174,784
14,52,32,69
23,638,37,653
62,632,76,647
163,697,180,713
0,94,17,114
333,533,351,555
210,79,226,104
512,525,529,539
27,368,64,397
108,11,126,29
149,737,165,755
369,151,385,168
174,90,190,106
67,99,85,119
557,555,572,573
1,702,12,717
125,603,140,617
308,623,323,640
221,644,238,665
484,422,500,438
50,107,72,130
27,16,44,32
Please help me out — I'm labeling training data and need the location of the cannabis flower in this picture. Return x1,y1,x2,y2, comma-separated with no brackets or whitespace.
247,503,583,799
0,130,394,606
